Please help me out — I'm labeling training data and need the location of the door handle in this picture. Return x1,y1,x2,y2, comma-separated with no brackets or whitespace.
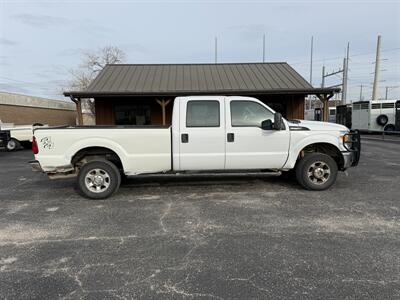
181,133,189,143
227,133,234,142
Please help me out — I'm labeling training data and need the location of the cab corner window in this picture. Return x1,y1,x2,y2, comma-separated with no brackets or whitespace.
186,101,220,127
231,101,274,127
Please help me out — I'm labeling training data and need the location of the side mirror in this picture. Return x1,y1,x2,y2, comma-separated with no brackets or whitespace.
261,119,273,130
273,112,283,130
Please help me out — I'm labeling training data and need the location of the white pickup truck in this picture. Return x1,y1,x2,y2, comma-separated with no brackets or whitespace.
30,96,360,199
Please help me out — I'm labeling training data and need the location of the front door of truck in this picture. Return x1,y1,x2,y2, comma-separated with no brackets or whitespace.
179,97,226,170
225,99,290,169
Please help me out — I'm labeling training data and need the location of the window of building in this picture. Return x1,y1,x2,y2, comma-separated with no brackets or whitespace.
230,101,274,127
186,101,220,127
114,104,151,125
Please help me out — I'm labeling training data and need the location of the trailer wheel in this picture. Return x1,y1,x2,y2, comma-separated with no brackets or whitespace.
295,153,338,191
6,138,20,151
384,124,395,132
376,114,388,126
77,160,121,199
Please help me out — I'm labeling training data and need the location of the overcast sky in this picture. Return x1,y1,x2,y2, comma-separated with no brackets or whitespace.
1,0,399,101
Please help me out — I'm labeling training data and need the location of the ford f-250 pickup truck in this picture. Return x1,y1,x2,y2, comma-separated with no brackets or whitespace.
30,96,360,199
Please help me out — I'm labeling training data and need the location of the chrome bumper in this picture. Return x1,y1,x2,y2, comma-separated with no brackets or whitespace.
29,160,43,172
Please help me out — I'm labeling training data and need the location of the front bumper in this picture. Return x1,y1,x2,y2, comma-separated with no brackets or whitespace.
341,130,361,169
29,160,43,172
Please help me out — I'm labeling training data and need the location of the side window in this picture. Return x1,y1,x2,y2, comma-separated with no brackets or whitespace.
186,101,220,127
231,101,274,127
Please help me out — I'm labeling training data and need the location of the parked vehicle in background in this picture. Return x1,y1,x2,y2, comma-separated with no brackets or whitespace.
30,96,360,199
0,129,11,150
336,104,352,129
395,100,400,131
352,100,398,132
0,121,46,151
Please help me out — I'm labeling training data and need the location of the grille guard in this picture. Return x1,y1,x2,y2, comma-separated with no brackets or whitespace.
343,130,361,166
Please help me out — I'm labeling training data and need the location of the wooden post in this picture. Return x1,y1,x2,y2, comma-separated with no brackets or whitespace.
316,93,334,122
156,99,171,125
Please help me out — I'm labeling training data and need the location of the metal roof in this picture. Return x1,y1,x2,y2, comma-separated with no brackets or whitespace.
64,63,339,97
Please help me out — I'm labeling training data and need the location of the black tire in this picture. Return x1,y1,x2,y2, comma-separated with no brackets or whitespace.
384,124,395,132
376,114,388,126
77,160,121,199
6,138,21,151
295,153,338,191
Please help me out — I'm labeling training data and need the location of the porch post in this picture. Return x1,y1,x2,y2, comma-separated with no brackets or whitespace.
316,93,334,122
156,99,172,125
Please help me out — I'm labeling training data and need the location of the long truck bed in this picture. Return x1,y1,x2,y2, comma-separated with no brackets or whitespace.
33,125,172,175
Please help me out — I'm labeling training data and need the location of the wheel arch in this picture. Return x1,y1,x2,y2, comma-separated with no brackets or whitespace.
285,141,344,170
71,146,124,172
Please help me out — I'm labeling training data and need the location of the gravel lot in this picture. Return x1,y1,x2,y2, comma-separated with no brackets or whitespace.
0,139,399,299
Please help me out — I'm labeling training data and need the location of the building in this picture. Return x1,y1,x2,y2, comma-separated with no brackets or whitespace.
0,92,76,125
64,63,339,125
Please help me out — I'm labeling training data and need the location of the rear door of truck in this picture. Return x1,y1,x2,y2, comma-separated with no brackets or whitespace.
178,97,225,170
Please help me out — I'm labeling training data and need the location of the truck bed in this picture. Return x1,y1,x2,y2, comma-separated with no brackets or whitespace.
34,125,172,175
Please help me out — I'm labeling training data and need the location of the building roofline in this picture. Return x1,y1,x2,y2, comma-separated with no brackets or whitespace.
64,88,340,98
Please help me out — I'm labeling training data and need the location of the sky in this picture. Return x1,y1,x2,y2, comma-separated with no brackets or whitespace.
1,0,399,101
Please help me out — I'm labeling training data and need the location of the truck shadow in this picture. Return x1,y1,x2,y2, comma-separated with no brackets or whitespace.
121,173,300,189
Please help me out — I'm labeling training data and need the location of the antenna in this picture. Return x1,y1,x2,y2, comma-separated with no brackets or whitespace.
262,34,266,62
214,37,218,64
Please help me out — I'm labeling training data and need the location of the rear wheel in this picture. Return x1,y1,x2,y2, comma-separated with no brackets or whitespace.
295,153,338,191
77,160,121,199
6,138,20,151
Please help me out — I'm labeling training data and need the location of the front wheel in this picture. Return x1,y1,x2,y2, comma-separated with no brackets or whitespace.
77,160,121,199
295,153,338,191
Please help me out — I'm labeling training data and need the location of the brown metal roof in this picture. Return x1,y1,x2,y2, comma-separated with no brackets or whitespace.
64,63,339,97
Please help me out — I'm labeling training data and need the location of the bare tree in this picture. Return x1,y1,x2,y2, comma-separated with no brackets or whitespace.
65,46,126,120
67,46,126,91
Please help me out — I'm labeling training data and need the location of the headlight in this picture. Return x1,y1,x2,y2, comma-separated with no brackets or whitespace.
340,134,351,143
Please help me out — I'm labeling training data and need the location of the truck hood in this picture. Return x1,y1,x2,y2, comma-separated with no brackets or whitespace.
289,120,348,131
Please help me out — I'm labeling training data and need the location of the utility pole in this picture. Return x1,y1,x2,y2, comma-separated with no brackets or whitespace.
321,65,325,88
372,35,381,100
262,34,266,62
342,42,350,104
385,86,389,99
310,36,314,85
359,84,363,101
214,37,218,64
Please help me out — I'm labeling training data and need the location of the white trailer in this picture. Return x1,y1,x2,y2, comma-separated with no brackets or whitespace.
352,100,398,132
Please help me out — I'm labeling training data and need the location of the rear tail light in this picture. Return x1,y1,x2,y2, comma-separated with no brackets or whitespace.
32,136,38,154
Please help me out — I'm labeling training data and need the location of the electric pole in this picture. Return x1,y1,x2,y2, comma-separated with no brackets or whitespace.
372,35,381,100
321,65,325,88
342,42,350,104
310,36,314,85
359,84,363,101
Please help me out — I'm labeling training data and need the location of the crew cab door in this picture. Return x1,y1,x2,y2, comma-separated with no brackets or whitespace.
225,98,290,169
178,97,225,170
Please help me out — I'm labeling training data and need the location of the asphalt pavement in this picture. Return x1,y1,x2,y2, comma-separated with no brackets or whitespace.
0,139,399,299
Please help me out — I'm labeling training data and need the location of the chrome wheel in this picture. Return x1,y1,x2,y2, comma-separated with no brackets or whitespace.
84,168,111,193
307,161,331,185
